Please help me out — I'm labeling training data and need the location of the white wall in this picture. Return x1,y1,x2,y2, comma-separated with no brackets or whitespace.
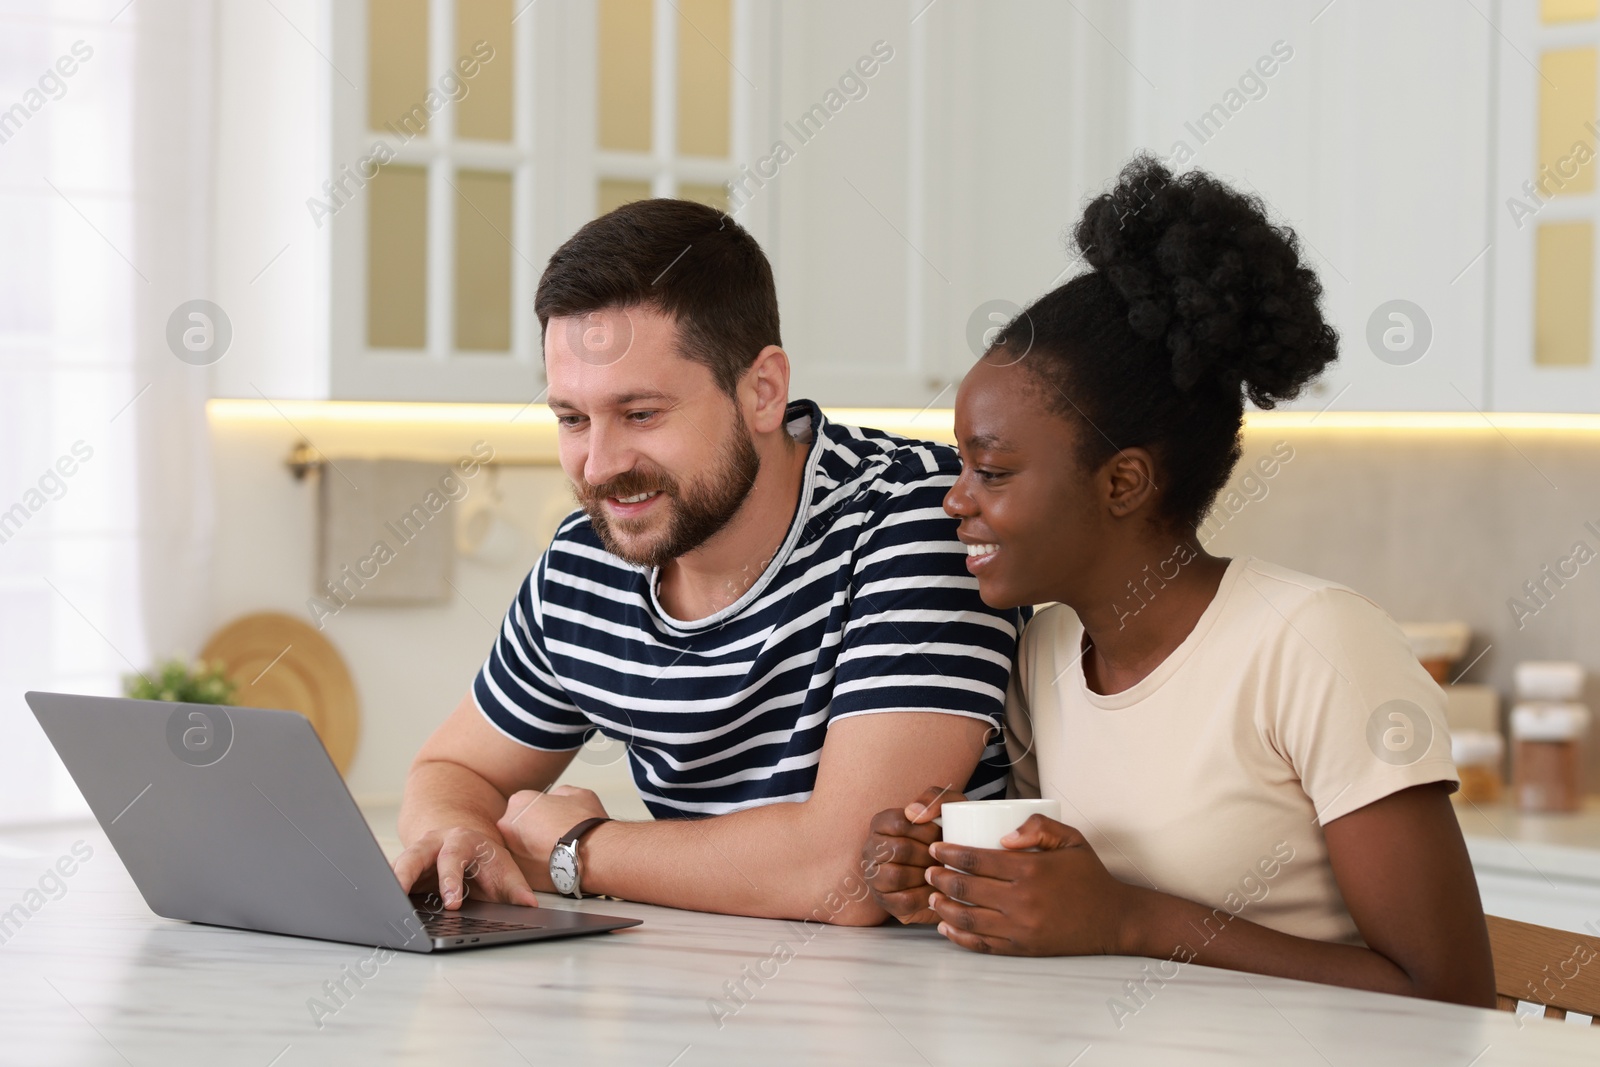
209,0,328,400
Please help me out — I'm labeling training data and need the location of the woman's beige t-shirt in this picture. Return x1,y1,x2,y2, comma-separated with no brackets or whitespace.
1005,557,1458,946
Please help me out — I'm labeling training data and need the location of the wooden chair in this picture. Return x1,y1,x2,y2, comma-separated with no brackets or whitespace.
1486,915,1600,1023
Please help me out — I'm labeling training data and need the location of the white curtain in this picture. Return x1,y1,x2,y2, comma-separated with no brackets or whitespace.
0,0,215,824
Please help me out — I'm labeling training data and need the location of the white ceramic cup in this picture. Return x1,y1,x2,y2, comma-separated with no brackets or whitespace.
934,798,1061,850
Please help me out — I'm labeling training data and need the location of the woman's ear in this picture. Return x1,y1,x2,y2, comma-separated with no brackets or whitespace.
1102,448,1159,518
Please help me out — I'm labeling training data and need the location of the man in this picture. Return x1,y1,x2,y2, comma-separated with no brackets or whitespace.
393,199,1022,925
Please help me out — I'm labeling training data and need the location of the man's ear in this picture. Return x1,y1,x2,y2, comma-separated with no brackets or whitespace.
740,345,791,434
1102,448,1160,519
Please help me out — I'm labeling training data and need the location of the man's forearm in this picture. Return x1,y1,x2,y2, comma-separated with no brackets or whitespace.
397,759,510,846
575,804,885,926
496,714,993,921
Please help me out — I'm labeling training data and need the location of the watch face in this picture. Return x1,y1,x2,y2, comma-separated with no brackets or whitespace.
549,846,578,895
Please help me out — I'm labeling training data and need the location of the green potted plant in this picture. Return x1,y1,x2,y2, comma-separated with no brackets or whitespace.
123,658,236,705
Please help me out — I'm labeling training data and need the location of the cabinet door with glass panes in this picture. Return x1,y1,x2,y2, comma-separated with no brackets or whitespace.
584,0,978,409
327,0,761,402
1492,0,1600,411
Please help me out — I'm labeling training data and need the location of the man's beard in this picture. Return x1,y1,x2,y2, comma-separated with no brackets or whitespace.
577,414,763,570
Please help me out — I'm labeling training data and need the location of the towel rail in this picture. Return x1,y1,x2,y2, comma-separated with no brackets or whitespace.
284,441,553,480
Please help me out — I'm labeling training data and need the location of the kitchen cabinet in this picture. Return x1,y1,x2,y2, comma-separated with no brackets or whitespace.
769,1,1128,409
1125,0,1495,413
1490,2,1600,412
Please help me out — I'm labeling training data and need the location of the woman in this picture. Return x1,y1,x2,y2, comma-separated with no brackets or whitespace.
862,156,1496,1007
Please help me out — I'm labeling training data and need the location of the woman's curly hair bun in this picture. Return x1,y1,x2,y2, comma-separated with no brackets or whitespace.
1072,154,1338,409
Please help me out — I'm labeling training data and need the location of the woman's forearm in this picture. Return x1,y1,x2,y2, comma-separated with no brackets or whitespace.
1119,885,1484,1006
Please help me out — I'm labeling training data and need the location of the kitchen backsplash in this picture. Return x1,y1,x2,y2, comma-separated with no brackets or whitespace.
1209,427,1600,792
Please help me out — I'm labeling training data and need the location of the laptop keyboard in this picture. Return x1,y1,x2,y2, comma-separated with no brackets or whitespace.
423,914,542,937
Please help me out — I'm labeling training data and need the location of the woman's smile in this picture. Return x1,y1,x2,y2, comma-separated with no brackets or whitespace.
961,537,1000,572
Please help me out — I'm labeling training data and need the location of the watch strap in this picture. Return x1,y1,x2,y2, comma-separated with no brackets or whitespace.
559,816,611,848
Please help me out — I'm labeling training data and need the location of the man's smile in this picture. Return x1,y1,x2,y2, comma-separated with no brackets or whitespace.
606,490,664,518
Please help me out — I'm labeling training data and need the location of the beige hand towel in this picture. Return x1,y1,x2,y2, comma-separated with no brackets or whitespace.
317,459,458,606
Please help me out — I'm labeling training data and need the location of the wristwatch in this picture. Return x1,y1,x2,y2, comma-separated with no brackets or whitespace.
548,817,610,899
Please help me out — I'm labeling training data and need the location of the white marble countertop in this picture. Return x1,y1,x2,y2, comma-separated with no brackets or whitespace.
2,814,1598,1066
1456,798,1600,885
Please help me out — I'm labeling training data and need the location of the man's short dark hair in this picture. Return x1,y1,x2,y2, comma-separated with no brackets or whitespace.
535,199,782,395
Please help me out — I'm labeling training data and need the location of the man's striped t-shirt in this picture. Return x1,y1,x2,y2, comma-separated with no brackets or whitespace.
473,398,1023,818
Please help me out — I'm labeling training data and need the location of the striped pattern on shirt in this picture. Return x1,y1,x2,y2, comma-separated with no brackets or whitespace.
473,399,1023,818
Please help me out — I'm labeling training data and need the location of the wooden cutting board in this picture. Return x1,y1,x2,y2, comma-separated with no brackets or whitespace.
200,612,360,774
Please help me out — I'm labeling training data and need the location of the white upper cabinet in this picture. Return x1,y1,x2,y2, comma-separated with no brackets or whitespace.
1126,0,1494,413
323,0,546,402
1492,0,1600,412
211,0,557,402
767,0,1130,409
